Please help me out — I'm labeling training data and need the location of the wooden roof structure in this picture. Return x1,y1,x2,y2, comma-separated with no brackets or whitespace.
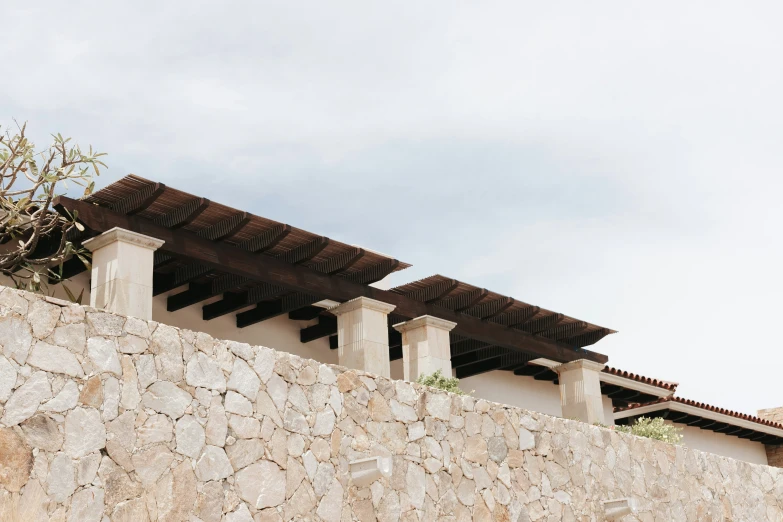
615,397,783,445
53,174,614,372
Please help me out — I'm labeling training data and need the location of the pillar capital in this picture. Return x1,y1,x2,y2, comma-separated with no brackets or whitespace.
330,296,396,317
553,358,606,424
83,227,164,320
393,315,456,382
332,297,395,378
82,227,165,252
392,315,456,333
552,359,606,374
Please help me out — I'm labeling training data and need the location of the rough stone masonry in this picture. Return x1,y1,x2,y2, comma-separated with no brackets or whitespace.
0,286,781,521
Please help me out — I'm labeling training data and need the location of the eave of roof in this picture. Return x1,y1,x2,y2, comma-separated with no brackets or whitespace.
615,397,783,440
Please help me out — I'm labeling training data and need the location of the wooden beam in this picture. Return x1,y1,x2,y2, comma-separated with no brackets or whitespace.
489,306,540,327
154,251,177,269
329,336,338,349
54,196,608,364
154,197,210,229
237,293,320,328
289,306,323,321
300,316,337,343
167,273,246,312
452,346,507,368
172,247,363,314
153,263,213,295
202,283,286,320
110,182,166,215
451,339,493,357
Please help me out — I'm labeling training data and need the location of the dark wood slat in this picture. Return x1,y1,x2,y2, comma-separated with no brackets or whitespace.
451,339,493,357
456,353,529,379
532,368,558,381
513,364,553,377
664,411,690,423
714,424,743,434
300,316,338,343
202,283,286,320
490,306,541,327
439,288,489,312
397,279,459,303
278,237,329,264
110,182,166,215
197,212,251,241
390,345,403,361
237,293,320,328
343,258,400,285
539,321,588,341
154,198,210,229
55,196,608,364
153,263,213,295
452,346,507,368
389,329,402,349
309,247,365,275
154,251,176,269
464,297,515,320
167,273,247,312
329,336,338,349
563,328,613,349
173,246,362,314
289,306,324,321
516,313,564,334
238,224,291,253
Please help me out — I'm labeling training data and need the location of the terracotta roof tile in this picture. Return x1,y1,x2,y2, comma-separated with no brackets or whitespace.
618,397,783,431
603,366,678,392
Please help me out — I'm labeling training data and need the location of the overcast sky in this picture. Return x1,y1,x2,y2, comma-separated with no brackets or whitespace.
4,2,783,414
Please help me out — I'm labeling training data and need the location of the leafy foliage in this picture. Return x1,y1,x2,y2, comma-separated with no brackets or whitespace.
416,369,469,395
614,416,683,444
0,122,106,294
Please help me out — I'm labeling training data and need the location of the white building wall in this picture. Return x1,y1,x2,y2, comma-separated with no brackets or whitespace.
676,423,769,465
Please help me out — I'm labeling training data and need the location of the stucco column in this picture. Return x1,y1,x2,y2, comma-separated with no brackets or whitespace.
553,359,606,424
393,315,456,382
82,227,164,320
331,297,396,378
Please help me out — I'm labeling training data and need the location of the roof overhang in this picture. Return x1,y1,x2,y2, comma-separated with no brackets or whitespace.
53,175,613,367
615,400,783,443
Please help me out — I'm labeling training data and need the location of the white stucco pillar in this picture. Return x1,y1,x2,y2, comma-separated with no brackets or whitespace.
393,315,456,382
553,359,606,425
331,297,396,378
82,227,164,320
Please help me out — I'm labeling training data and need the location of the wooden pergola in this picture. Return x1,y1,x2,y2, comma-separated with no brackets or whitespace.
53,175,615,378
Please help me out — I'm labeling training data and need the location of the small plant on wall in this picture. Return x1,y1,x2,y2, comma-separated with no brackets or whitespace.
614,416,683,444
416,369,471,396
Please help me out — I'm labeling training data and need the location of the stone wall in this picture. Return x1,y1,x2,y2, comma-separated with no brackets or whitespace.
757,408,783,468
0,287,782,521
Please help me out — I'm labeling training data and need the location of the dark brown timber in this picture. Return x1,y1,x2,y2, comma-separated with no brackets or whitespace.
54,196,608,364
